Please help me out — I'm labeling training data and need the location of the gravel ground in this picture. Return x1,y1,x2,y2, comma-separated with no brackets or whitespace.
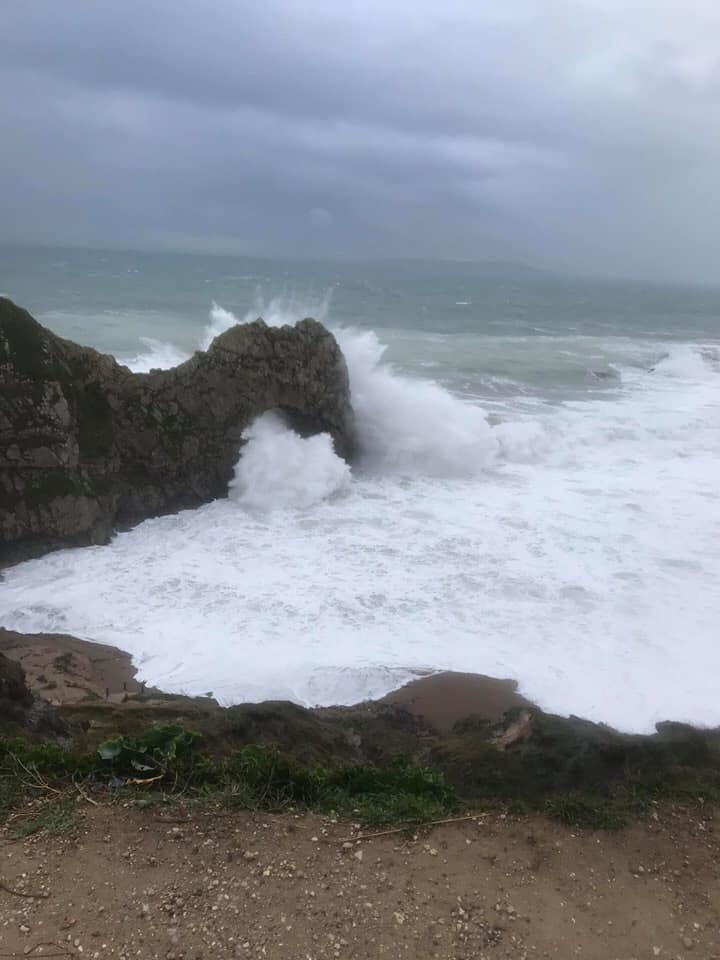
1,802,719,960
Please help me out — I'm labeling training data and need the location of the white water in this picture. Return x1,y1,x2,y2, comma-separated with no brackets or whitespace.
230,412,351,511
339,329,499,475
2,302,720,732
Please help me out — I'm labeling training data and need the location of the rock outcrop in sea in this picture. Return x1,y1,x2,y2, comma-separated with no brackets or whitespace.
0,297,354,565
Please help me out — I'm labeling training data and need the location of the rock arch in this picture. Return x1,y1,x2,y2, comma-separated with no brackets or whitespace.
0,298,354,565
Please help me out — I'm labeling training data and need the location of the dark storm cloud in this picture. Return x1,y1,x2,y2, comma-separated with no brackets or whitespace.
1,0,719,280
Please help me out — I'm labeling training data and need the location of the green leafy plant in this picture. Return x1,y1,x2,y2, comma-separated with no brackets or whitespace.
96,725,203,778
3,722,718,831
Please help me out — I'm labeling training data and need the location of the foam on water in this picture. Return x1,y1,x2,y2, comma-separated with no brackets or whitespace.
2,301,719,733
201,303,240,350
653,344,719,380
229,412,351,511
338,328,499,475
120,337,190,373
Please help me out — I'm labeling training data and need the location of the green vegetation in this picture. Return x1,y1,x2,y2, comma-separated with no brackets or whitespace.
431,711,720,828
2,719,718,835
0,726,458,833
542,775,720,829
209,746,457,824
96,725,203,776
12,798,77,838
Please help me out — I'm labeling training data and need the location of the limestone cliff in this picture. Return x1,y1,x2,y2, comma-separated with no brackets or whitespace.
0,298,353,565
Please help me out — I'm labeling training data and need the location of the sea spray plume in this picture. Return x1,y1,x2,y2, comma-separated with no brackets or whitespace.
229,412,351,510
201,303,238,350
242,290,333,327
652,344,718,380
201,291,333,350
335,328,499,476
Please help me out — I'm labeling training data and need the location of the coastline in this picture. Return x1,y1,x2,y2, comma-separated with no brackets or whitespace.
3,299,719,737
2,629,720,958
2,625,719,829
0,627,530,727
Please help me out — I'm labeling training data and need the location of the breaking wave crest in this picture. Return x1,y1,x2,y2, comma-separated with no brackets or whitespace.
336,328,498,475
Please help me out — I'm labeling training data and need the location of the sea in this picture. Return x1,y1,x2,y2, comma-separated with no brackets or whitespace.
1,244,720,733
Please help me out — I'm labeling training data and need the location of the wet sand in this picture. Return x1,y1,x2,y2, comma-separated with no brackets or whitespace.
382,671,532,731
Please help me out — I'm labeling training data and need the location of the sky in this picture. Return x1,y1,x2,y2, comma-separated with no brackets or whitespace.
1,1,719,282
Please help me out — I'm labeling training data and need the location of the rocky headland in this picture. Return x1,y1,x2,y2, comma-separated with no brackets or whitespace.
0,297,353,565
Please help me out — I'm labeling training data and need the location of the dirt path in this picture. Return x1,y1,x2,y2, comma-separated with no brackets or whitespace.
1,804,718,960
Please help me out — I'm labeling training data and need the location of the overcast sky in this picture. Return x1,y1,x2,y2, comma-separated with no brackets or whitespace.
1,1,719,281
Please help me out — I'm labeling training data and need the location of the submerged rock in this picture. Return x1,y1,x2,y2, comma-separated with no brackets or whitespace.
0,297,354,564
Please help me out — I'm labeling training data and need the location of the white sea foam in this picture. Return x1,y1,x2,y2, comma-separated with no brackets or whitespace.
653,343,718,380
200,303,240,350
119,337,190,372
229,412,351,511
338,329,499,475
1,303,719,733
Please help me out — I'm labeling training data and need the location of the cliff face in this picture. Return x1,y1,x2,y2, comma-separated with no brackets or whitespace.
0,298,354,565
0,647,69,737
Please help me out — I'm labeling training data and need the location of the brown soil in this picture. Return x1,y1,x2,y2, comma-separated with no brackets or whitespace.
1,802,719,960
